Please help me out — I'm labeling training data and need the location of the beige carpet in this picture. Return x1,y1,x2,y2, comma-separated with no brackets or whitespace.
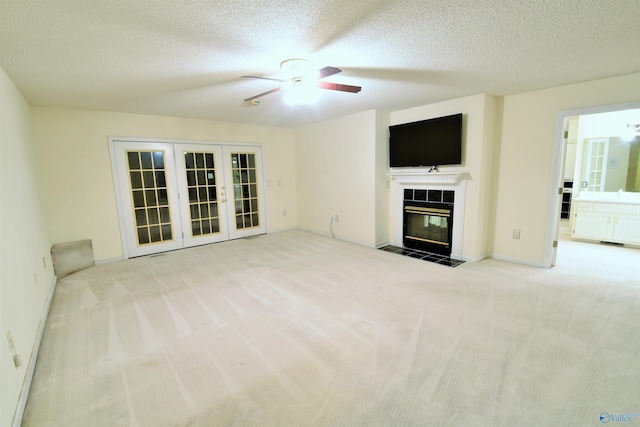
22,229,640,426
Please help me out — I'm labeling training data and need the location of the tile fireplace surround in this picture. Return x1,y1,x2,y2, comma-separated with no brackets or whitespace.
388,171,467,260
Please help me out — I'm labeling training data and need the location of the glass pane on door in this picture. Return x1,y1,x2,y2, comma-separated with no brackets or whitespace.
230,153,260,230
126,150,174,246
184,151,221,237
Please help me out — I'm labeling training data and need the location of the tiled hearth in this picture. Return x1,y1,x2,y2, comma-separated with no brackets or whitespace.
379,245,465,267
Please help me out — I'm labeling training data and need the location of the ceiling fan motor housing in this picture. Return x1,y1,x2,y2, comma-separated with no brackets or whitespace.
242,59,361,103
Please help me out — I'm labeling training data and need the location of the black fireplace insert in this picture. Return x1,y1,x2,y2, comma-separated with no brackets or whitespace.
403,189,454,256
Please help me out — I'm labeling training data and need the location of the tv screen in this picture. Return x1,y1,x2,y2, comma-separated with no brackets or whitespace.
389,113,463,168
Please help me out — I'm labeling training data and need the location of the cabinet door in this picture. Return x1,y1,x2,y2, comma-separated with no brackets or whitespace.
573,212,613,240
613,214,640,244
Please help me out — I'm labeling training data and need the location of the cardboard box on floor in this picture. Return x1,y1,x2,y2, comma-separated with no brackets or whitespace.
51,239,94,278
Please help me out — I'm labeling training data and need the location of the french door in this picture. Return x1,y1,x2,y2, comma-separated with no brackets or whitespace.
584,138,609,191
111,140,266,258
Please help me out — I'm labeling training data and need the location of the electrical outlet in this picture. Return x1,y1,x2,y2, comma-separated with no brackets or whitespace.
334,214,339,222
513,229,521,239
7,330,21,368
282,210,287,217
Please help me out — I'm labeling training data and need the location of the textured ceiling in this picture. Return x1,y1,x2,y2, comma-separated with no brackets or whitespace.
1,0,639,127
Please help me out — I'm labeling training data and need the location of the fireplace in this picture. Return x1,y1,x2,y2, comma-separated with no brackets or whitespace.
389,171,467,260
403,189,454,256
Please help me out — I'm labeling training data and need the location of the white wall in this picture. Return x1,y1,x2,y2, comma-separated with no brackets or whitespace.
493,72,640,265
295,110,379,246
389,93,498,261
374,110,391,247
0,67,54,427
32,107,297,261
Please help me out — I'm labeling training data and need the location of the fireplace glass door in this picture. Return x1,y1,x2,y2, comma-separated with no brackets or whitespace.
404,204,453,255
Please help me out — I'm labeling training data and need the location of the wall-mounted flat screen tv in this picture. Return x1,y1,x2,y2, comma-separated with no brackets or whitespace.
389,113,463,168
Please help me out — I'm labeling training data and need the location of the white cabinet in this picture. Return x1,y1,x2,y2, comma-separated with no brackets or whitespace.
572,201,640,245
573,211,613,241
613,214,640,244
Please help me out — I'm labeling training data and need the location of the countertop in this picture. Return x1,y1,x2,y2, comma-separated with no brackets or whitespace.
573,191,640,205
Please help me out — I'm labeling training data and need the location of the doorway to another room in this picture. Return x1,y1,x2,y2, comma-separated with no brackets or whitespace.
552,103,640,267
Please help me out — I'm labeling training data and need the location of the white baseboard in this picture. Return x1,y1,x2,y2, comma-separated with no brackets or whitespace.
461,254,486,263
490,253,548,268
297,226,377,248
12,275,58,427
94,256,126,265
266,226,298,234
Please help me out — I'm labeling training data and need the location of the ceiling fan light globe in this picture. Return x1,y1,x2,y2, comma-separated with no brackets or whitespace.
281,58,316,79
283,84,319,106
283,90,297,106
299,88,320,106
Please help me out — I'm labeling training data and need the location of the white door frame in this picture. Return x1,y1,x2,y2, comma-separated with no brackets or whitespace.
546,100,640,267
109,137,267,259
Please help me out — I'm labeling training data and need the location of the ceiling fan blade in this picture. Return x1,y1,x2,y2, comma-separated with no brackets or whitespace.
318,66,342,79
318,81,361,93
244,86,282,102
241,75,285,82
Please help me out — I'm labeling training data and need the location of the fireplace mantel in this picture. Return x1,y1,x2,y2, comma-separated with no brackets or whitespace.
388,171,468,186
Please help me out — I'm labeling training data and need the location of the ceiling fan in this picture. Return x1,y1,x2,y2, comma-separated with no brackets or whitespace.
242,58,361,105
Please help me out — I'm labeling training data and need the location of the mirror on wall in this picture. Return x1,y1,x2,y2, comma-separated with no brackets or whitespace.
566,108,640,193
